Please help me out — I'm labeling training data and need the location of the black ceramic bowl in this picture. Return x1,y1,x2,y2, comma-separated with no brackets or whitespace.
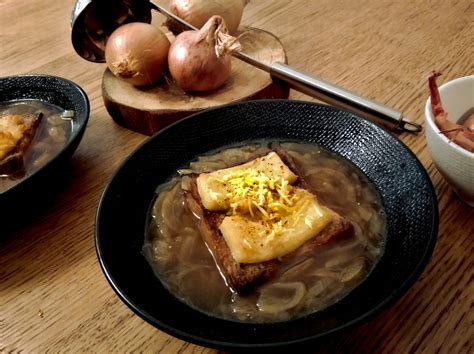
0,74,89,215
95,100,438,350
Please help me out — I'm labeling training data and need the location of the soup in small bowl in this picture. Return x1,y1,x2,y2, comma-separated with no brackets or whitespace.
0,74,89,218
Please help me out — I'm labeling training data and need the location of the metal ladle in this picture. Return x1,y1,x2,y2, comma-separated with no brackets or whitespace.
71,0,422,133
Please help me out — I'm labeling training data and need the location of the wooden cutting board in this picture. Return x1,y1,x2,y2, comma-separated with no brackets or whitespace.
102,27,289,135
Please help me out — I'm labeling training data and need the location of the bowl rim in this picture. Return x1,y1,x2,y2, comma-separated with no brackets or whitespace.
95,99,439,349
424,74,474,158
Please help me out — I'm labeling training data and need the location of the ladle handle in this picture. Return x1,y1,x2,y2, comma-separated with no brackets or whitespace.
269,62,420,132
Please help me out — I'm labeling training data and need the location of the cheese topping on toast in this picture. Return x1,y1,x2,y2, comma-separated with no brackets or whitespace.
0,115,32,161
197,152,298,211
196,152,334,263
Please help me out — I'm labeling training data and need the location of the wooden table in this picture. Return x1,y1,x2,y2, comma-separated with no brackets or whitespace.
1,0,472,352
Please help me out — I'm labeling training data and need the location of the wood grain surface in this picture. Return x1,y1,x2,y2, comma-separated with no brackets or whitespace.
0,0,472,353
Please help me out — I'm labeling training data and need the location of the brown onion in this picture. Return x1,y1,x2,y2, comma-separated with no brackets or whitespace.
105,22,170,86
168,16,241,92
169,0,248,34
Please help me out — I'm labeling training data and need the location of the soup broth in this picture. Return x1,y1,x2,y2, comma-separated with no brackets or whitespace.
0,100,73,192
144,142,386,323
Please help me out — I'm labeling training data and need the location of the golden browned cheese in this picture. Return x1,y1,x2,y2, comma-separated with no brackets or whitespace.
0,115,28,159
0,113,42,174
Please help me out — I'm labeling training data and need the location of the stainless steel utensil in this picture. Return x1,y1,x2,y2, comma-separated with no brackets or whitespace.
70,0,422,133
71,0,152,62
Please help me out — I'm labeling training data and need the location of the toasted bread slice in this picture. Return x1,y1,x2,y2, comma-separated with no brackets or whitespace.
184,174,280,293
182,149,353,294
0,113,43,175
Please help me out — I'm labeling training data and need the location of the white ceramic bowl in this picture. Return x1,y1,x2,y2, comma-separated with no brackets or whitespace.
424,75,474,206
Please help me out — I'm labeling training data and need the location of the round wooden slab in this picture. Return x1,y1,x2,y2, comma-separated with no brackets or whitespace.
102,27,289,135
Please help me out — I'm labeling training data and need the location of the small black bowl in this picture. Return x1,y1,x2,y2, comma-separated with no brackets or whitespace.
96,100,438,350
0,74,89,218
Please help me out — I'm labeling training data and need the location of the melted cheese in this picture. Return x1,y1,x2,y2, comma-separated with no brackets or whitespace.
197,152,297,211
196,151,334,264
219,189,334,263
0,115,29,160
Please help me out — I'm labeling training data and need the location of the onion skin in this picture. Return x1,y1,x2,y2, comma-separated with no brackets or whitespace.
105,22,170,86
169,0,247,34
168,16,240,92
